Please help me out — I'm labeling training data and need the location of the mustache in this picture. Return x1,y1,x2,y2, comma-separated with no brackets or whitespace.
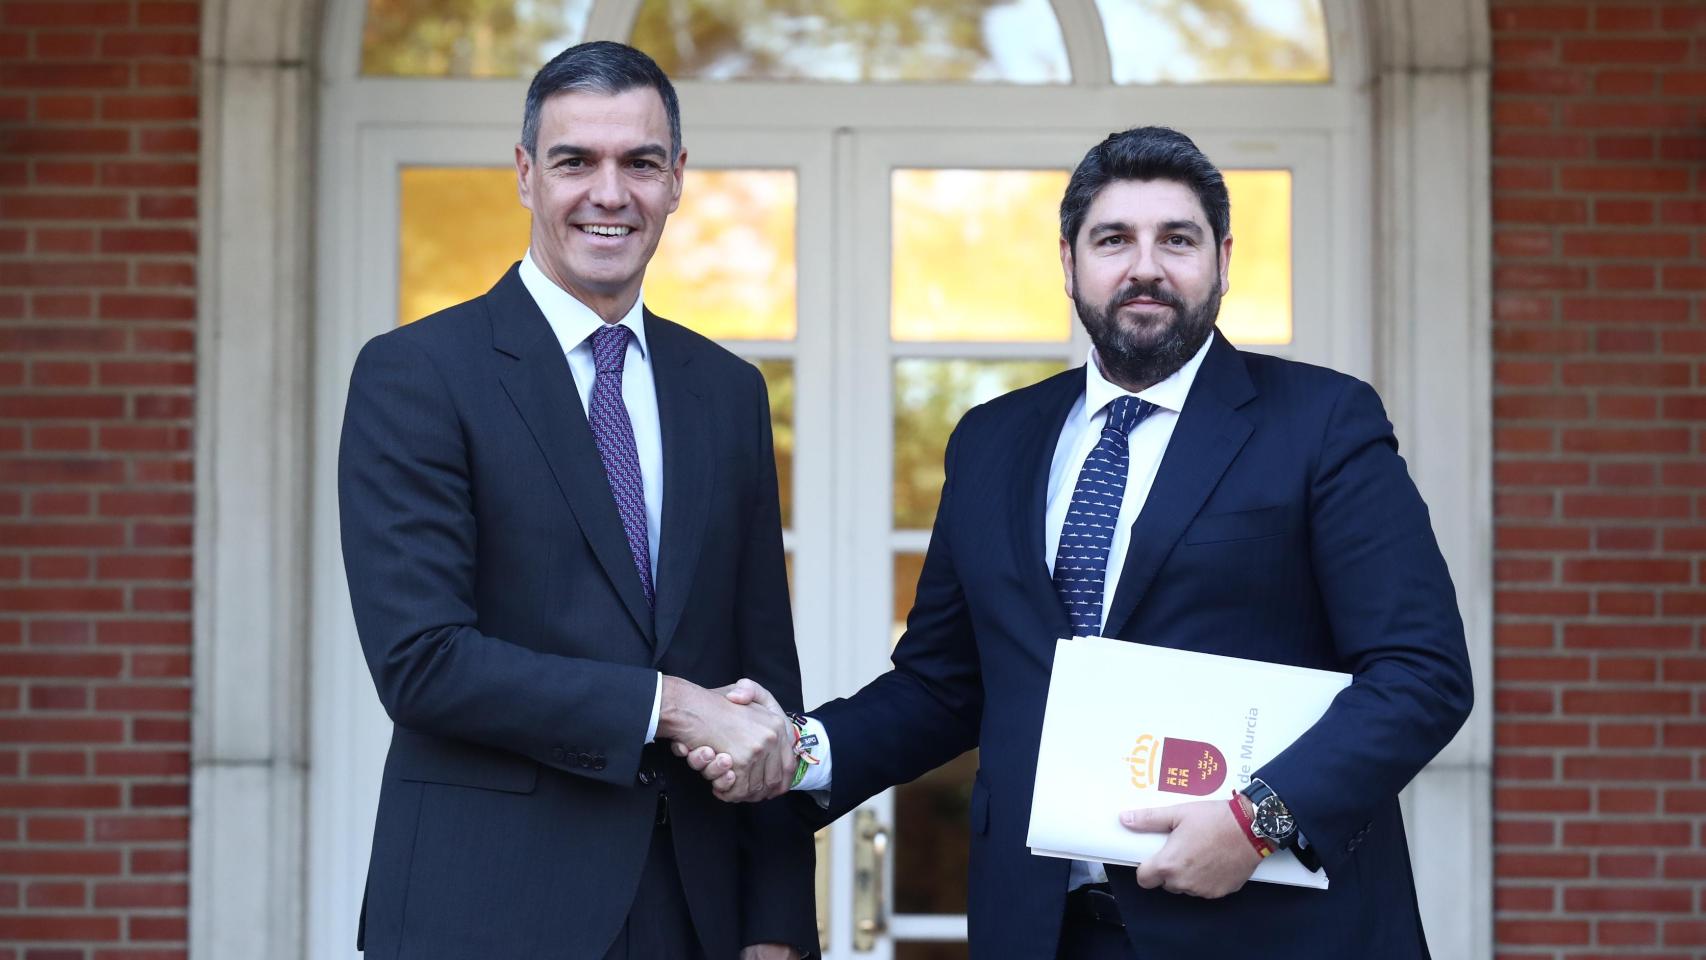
1109,282,1185,312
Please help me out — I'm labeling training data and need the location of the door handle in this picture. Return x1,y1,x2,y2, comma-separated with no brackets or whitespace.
815,828,830,952
852,808,889,951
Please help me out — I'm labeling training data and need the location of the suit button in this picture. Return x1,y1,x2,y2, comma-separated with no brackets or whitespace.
637,768,655,786
551,746,566,762
578,752,594,767
593,757,607,771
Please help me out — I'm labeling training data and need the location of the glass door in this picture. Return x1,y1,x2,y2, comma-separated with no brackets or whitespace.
836,129,1324,959
308,117,1328,960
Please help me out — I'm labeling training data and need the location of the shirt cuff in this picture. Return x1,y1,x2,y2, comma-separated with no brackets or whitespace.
791,715,832,794
644,673,662,744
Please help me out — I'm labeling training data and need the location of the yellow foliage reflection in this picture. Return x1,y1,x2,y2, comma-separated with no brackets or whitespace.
398,166,797,342
889,168,1291,346
631,0,1069,83
891,169,1072,343
362,0,591,77
893,359,1065,528
1094,0,1330,84
1221,169,1292,345
646,170,797,341
398,167,529,328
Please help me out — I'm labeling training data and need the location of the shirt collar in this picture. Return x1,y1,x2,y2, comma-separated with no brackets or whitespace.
519,248,650,358
1081,331,1214,421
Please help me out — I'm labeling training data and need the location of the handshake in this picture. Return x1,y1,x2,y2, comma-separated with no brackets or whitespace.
657,675,795,802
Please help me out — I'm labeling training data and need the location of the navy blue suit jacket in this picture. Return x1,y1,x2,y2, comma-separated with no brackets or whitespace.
809,333,1472,959
338,265,815,959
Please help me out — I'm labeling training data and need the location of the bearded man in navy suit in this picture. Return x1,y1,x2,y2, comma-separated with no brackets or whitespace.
686,126,1473,960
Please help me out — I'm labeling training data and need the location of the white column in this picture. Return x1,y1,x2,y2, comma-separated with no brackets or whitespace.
191,0,314,957
1372,1,1493,958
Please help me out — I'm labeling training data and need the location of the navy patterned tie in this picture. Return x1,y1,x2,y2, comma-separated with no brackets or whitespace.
1052,395,1157,636
587,323,653,605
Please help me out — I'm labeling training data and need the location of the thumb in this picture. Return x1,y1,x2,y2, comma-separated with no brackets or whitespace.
1120,806,1179,833
727,677,779,710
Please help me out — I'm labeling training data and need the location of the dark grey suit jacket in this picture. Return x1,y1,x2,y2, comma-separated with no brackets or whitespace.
339,264,815,959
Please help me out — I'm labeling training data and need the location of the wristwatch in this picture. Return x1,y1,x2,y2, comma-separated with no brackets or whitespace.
1240,778,1298,849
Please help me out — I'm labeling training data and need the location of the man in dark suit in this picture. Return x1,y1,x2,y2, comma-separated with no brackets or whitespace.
688,127,1473,958
338,42,813,960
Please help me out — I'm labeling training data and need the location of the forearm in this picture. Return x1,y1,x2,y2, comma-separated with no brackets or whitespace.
361,620,657,784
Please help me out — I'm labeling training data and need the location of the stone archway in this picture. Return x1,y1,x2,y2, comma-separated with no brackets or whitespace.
190,0,1490,955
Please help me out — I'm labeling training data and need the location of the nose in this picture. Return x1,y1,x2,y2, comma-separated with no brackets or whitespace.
587,160,628,209
1128,238,1164,287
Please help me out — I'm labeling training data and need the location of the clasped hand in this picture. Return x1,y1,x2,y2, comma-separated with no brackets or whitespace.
1118,799,1262,898
658,676,792,802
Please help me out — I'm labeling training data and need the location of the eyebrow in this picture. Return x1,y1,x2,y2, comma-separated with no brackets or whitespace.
544,143,671,162
1086,218,1205,238
1159,219,1205,237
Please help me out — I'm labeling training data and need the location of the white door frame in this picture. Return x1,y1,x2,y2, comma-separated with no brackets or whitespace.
192,0,1492,956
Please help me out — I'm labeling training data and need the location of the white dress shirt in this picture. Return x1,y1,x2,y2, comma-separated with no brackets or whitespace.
517,250,667,742
795,335,1214,889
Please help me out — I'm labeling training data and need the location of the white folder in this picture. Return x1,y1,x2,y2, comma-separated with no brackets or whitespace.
1026,636,1350,889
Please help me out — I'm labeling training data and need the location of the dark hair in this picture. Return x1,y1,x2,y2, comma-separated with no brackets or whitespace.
1059,126,1230,251
521,41,682,160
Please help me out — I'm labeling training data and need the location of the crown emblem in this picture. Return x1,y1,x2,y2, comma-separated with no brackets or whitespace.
1125,734,1227,796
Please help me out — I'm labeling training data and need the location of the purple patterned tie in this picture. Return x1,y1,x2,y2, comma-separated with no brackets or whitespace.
587,323,654,605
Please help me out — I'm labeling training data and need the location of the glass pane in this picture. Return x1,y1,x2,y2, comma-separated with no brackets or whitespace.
1220,169,1292,345
894,749,979,914
1095,0,1330,84
362,0,591,77
751,359,795,529
892,552,976,920
397,167,797,342
631,0,1069,83
647,170,797,341
398,167,528,328
896,943,971,960
891,169,1071,343
892,552,925,649
893,359,1064,530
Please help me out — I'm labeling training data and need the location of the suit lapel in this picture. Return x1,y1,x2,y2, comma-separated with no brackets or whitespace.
1009,371,1082,640
646,311,710,666
487,265,658,646
1101,333,1256,640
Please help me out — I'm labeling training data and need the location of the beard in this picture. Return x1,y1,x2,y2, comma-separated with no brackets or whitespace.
1073,272,1222,391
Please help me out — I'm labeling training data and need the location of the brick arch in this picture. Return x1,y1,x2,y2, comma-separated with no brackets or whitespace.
188,2,1491,958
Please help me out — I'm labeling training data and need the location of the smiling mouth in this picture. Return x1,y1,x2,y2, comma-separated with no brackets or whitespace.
578,224,633,237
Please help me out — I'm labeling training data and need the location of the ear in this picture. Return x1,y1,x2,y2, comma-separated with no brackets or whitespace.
667,149,687,216
515,143,535,213
1059,235,1075,301
1217,232,1233,295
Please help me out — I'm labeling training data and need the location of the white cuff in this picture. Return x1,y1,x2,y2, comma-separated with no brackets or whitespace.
644,673,662,744
791,715,832,793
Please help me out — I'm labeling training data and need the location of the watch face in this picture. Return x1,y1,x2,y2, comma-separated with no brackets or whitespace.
1255,798,1296,842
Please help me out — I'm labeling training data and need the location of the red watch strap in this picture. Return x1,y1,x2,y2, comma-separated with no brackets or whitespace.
1228,791,1274,858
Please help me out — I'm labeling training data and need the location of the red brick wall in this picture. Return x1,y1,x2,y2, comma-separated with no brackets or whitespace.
1491,1,1706,957
0,0,199,956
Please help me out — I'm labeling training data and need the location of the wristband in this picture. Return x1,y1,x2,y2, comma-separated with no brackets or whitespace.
788,714,820,790
1228,790,1274,858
